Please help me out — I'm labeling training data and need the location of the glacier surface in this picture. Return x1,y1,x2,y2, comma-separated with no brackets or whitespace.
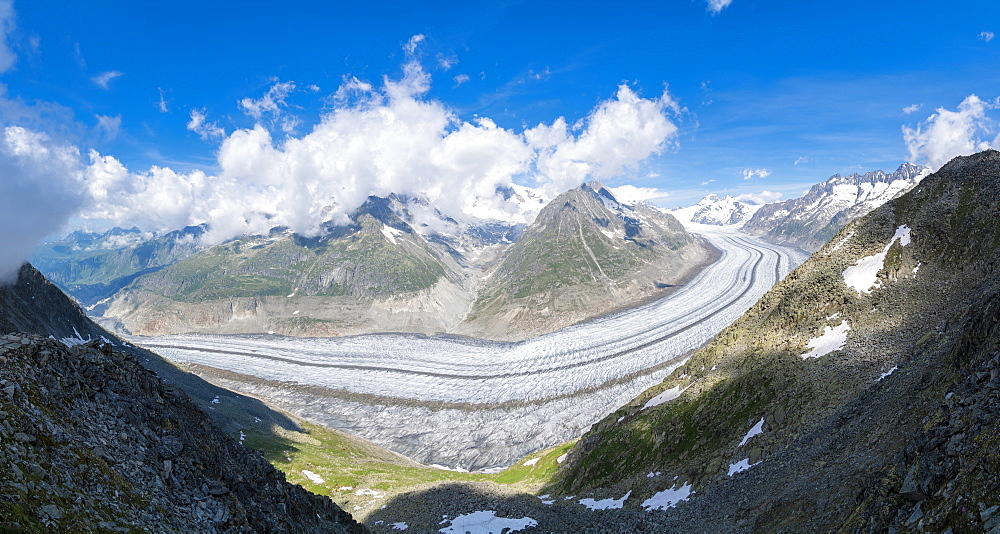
135,227,808,470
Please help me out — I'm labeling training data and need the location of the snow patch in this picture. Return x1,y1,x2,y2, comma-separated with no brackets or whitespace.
302,470,325,484
381,224,405,245
439,511,537,533
355,488,386,499
641,482,693,510
643,383,692,410
877,366,898,381
727,458,760,476
429,464,469,473
801,321,851,359
579,490,631,510
523,457,540,467
843,225,911,294
391,522,408,531
59,326,92,348
556,453,568,464
738,418,765,447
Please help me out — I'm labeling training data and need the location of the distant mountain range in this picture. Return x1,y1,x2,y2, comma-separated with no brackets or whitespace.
742,162,928,251
36,182,709,341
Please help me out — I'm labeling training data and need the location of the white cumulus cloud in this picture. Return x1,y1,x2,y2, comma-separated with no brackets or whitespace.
741,168,771,180
736,190,782,204
0,127,85,282
902,94,999,171
980,31,994,42
903,103,921,115
79,37,682,245
239,79,297,133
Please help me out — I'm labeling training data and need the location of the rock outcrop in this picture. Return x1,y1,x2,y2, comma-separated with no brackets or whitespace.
0,334,363,532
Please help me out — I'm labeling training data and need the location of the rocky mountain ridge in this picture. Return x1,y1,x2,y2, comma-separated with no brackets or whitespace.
742,162,928,251
531,150,1000,531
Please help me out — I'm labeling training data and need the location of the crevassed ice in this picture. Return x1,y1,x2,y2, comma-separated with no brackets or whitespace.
137,228,809,469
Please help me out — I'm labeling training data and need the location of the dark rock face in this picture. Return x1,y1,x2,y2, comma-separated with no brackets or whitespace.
0,334,364,532
0,263,110,342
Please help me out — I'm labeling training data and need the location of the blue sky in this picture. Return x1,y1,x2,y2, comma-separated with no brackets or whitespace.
0,0,999,273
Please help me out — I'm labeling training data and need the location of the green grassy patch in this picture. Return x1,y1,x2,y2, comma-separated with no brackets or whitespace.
240,418,573,519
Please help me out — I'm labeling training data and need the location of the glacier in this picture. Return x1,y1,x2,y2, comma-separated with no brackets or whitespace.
135,227,808,470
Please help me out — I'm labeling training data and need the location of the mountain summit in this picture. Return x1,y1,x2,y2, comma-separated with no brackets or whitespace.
742,162,928,251
454,181,712,340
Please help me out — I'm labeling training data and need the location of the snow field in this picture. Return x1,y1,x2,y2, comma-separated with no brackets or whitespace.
642,383,692,410
727,458,760,476
738,418,764,447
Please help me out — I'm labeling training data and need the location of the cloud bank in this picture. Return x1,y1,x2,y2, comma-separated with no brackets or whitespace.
0,127,85,282
81,47,681,243
902,94,999,171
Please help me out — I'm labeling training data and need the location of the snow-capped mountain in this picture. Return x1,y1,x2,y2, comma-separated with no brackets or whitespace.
673,194,764,226
742,162,929,251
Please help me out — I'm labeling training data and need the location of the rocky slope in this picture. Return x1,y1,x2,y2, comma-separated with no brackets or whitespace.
526,150,1000,531
454,181,713,340
0,334,362,532
742,162,927,251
